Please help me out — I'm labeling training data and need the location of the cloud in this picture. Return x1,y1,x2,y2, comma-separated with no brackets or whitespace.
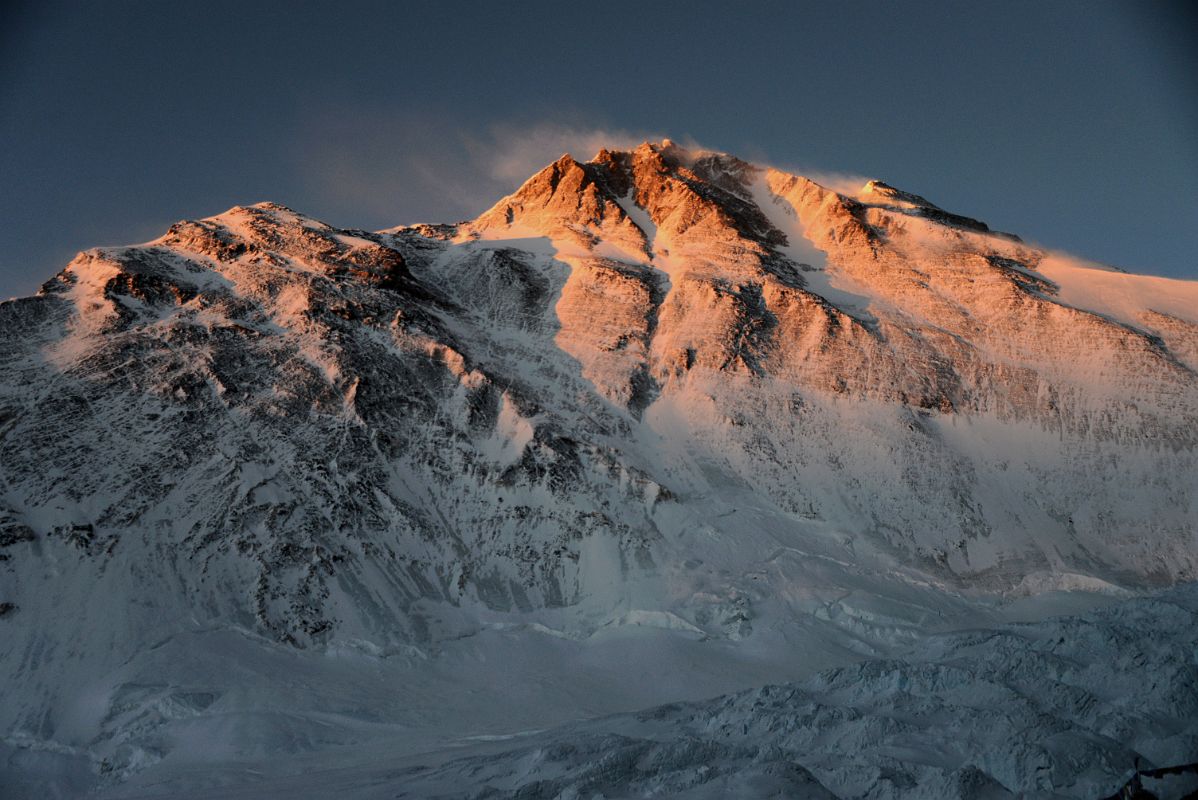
290,112,671,230
756,155,870,195
289,112,867,231
465,121,661,185
801,170,872,196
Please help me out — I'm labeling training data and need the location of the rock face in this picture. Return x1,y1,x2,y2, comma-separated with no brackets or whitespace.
1,141,1196,656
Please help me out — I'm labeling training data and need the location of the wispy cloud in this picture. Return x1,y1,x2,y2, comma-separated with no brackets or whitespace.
291,113,669,229
290,113,869,230
801,170,872,196
464,121,661,185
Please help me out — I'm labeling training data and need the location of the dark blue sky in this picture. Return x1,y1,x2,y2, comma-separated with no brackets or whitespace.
2,1,1195,297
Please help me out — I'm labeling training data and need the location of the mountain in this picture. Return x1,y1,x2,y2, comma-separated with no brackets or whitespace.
1,140,1196,797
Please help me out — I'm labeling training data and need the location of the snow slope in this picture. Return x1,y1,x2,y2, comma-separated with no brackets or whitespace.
20,586,1185,799
1,140,1196,796
378,585,1198,800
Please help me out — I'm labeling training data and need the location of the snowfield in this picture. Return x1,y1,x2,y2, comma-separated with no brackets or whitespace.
388,585,1198,800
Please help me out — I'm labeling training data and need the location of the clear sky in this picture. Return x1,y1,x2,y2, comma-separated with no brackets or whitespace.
2,0,1195,297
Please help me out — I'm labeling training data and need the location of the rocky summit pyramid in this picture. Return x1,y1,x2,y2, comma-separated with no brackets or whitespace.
2,141,1197,797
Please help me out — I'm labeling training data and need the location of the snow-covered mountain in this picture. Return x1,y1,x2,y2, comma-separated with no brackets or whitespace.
2,140,1196,797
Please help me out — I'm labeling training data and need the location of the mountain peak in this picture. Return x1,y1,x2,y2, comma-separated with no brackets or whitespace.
859,178,938,208
2,143,1197,660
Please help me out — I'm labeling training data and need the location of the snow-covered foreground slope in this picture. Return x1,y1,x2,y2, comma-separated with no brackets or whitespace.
1,140,1196,796
384,586,1198,800
331,587,1198,800
19,586,1189,799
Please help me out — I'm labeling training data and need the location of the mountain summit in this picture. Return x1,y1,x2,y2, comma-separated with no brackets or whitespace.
2,141,1197,796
